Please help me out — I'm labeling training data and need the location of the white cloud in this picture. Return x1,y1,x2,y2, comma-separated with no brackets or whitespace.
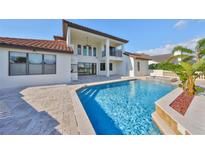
136,37,202,56
173,20,188,29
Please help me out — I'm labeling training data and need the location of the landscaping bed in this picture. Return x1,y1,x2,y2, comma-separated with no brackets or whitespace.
170,91,194,115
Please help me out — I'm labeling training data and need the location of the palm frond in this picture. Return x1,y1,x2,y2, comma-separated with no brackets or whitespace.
195,86,205,93
192,58,205,72
180,62,193,76
196,38,205,50
172,46,193,55
198,49,205,57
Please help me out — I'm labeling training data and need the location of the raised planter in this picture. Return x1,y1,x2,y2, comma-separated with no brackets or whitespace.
152,88,191,135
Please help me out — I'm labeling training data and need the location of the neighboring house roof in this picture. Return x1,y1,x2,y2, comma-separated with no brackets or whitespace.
0,36,73,54
62,20,128,43
150,54,172,62
124,52,151,60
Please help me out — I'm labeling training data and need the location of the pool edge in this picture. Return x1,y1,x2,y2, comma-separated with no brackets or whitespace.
71,77,141,135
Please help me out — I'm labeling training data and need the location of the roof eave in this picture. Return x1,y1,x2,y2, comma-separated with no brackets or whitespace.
62,19,128,44
0,43,74,54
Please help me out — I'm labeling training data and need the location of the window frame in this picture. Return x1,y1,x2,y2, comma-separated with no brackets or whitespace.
44,54,57,75
9,51,56,76
9,51,27,76
137,61,140,72
77,44,82,55
109,63,113,71
83,46,87,56
28,53,43,75
100,63,106,71
93,47,97,57
88,46,92,56
77,62,96,75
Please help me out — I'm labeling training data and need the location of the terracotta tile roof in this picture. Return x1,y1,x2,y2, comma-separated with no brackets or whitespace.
0,36,73,54
124,52,151,60
63,20,128,43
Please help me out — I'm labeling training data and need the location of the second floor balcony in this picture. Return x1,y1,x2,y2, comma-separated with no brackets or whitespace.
102,49,123,57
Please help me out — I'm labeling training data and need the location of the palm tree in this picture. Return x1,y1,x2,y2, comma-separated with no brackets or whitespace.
167,38,205,96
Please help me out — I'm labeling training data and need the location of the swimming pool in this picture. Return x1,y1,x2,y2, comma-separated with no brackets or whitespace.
77,80,175,135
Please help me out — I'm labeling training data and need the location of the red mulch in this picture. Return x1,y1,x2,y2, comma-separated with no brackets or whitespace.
170,91,194,115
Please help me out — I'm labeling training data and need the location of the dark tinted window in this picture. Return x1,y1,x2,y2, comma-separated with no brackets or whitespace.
109,63,113,71
100,63,105,71
137,61,140,71
93,47,97,56
77,45,81,55
88,47,92,56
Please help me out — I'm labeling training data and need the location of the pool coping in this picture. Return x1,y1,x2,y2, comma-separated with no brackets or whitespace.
70,77,141,135
152,87,195,135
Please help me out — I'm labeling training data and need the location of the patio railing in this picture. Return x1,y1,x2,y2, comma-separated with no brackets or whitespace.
102,50,123,57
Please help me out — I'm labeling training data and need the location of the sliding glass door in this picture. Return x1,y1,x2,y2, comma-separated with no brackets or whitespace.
78,62,96,75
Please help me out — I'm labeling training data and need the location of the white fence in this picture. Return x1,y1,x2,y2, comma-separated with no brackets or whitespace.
150,69,205,80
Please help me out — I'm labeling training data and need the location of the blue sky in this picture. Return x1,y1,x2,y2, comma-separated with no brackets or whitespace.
0,19,205,54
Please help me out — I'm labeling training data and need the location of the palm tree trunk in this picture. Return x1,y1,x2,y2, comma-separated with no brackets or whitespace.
187,76,195,96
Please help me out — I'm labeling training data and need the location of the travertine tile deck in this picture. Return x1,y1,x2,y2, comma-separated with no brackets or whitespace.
0,85,79,135
0,75,137,135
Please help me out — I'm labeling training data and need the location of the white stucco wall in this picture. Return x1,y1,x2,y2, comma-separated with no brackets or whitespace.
148,60,158,65
0,47,72,89
122,55,149,77
134,59,149,76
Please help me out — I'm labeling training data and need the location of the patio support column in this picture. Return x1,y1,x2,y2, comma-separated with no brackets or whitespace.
106,39,110,77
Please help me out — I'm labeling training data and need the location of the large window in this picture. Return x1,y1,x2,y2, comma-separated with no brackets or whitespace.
78,62,96,75
9,51,56,76
9,52,27,75
83,46,87,56
44,55,56,74
93,47,97,57
77,45,81,55
88,47,92,56
28,53,43,75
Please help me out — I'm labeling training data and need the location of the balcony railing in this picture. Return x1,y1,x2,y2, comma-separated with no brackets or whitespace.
102,50,123,57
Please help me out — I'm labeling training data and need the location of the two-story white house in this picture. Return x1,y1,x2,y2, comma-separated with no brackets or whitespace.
0,20,151,89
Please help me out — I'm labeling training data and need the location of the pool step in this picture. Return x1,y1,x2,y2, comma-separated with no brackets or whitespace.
152,112,175,135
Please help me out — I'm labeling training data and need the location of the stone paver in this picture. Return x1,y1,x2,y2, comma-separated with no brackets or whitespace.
0,85,79,135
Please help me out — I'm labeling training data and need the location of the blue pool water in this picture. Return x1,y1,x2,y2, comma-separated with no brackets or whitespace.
77,80,175,135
